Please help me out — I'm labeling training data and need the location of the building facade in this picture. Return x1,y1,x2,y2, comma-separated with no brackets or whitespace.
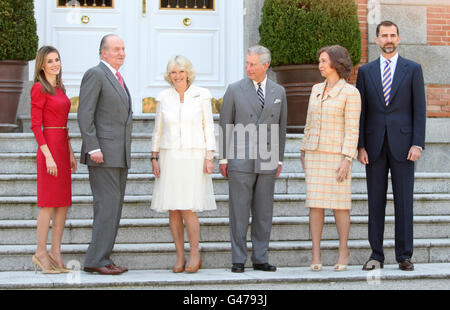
18,0,449,118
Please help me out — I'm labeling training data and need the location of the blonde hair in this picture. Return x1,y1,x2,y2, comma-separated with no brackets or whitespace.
33,46,66,95
164,55,196,87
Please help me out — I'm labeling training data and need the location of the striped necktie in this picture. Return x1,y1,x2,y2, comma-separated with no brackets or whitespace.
257,82,264,108
382,59,392,106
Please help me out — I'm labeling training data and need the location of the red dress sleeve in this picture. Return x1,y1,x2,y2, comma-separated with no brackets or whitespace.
30,83,47,146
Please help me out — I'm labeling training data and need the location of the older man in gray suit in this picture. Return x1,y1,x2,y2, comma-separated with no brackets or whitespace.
219,45,287,273
77,34,132,275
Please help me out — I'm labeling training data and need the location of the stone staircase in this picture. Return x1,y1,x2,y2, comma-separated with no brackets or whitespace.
0,115,449,288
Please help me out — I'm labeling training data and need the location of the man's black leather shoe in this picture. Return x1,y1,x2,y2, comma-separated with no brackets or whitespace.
253,263,277,272
231,263,245,273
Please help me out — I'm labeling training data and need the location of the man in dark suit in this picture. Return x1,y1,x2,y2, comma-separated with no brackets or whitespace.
219,45,287,273
78,34,133,275
356,21,426,271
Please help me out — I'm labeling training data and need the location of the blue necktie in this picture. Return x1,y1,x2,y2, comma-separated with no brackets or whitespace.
257,82,264,108
382,59,392,106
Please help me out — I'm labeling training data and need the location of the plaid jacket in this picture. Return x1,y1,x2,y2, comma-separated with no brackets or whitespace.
301,79,361,159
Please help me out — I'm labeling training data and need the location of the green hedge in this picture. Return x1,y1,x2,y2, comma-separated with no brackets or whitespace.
259,0,361,66
0,0,38,61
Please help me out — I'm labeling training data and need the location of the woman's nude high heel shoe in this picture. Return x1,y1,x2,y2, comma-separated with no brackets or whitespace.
310,264,323,271
48,255,72,273
32,255,60,274
185,258,202,273
172,259,186,273
334,264,348,271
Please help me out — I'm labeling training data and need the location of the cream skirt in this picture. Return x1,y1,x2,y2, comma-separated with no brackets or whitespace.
151,148,217,212
304,150,352,210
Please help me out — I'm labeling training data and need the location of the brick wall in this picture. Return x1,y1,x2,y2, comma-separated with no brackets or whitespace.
427,6,450,46
427,85,450,117
348,0,368,85
426,6,450,117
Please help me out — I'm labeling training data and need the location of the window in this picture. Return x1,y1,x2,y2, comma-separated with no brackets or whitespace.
160,0,214,10
57,0,113,8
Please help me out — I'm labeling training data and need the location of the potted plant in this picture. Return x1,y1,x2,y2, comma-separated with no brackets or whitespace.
259,0,361,133
0,0,38,132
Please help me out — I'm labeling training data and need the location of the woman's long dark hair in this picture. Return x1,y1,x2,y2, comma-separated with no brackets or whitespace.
33,46,66,95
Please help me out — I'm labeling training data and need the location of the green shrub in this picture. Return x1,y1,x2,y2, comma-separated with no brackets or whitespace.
259,0,361,66
0,0,38,61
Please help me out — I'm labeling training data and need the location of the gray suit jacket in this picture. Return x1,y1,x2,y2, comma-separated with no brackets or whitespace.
219,77,287,174
78,62,133,168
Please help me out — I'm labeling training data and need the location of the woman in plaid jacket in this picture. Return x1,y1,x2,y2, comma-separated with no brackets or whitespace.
301,45,361,272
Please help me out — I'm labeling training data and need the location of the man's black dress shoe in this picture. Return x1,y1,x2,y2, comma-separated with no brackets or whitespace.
253,263,277,272
231,263,245,273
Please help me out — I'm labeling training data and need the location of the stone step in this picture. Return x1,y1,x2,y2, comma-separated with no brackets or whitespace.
0,132,303,155
1,263,449,289
1,172,449,197
1,216,449,245
0,238,448,271
0,152,314,174
1,193,449,220
18,114,159,134
14,116,450,173
1,133,449,173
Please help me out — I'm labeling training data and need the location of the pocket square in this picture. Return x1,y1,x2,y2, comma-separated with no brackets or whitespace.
274,99,282,104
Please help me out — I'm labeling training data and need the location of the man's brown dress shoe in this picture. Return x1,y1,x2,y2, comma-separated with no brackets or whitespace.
399,259,414,271
111,264,128,273
83,264,124,275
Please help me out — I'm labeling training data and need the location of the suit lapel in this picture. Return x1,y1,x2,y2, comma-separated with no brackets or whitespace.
99,62,129,108
389,56,407,105
368,58,386,107
241,77,263,116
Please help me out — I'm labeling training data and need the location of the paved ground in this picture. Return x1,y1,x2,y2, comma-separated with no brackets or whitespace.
1,263,449,290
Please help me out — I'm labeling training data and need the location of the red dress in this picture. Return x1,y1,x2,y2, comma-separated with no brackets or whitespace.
30,83,72,208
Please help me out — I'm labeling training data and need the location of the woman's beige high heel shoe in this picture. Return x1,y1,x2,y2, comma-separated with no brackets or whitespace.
32,255,60,274
172,259,186,273
334,264,348,271
334,251,350,271
48,255,72,273
310,264,323,271
185,257,202,273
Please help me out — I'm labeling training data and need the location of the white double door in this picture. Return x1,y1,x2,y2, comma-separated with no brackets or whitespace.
34,0,244,114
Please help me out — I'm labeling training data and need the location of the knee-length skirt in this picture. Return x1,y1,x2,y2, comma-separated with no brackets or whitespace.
151,148,217,212
304,150,352,210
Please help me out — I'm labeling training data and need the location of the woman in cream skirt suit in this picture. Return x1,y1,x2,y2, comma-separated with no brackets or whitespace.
301,45,361,271
151,55,216,273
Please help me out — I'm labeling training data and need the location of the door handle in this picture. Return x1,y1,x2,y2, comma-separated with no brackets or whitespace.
142,0,146,17
183,18,192,27
81,15,90,24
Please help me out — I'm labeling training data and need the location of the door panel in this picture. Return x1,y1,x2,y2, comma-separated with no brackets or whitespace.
34,0,243,114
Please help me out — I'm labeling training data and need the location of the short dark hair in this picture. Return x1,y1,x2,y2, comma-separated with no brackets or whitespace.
317,45,353,80
376,20,399,37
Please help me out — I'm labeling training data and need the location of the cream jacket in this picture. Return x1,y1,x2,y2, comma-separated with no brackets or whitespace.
301,79,361,159
151,85,216,152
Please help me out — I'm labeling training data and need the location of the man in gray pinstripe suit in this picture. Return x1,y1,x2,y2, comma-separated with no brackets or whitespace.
219,45,287,273
78,34,133,275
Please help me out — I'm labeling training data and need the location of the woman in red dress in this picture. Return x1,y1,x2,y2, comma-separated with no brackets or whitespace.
30,46,77,274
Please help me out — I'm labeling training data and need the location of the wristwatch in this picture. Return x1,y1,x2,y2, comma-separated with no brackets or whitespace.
344,156,353,162
151,156,159,161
